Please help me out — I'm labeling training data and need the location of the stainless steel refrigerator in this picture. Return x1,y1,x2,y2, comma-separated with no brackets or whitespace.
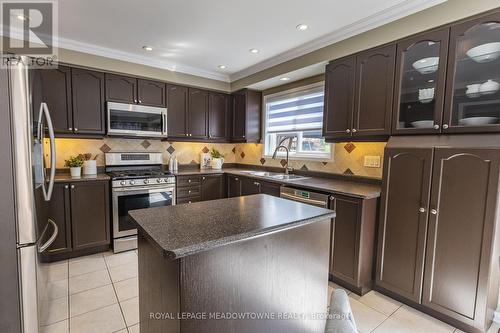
0,57,57,333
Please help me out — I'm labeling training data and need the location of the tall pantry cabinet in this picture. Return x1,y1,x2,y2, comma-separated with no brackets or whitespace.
376,135,500,333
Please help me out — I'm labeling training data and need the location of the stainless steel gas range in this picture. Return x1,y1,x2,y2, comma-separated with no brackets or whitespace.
105,152,175,253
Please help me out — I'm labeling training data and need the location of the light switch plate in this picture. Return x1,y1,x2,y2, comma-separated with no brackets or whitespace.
364,155,381,168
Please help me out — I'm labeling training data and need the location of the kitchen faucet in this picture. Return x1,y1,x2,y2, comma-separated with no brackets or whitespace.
272,137,293,174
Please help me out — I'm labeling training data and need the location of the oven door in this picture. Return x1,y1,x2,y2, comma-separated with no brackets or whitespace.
107,102,167,137
112,185,175,238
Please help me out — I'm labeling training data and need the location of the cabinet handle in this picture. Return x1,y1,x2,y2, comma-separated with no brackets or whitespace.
419,207,426,213
329,196,335,201
202,176,206,180
138,99,142,104
242,135,245,138
352,128,357,133
74,128,78,131
134,99,138,103
345,129,351,133
188,179,191,183
188,190,191,194
188,201,192,204
235,177,239,181
68,127,72,131
442,124,449,130
430,209,438,215
64,185,69,189
433,124,440,130
71,185,75,189
185,133,188,136
254,182,260,186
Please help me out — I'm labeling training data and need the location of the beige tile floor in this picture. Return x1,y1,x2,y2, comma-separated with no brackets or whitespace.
40,250,497,333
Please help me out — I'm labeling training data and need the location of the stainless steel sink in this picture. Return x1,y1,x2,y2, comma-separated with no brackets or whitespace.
240,171,309,181
269,174,309,181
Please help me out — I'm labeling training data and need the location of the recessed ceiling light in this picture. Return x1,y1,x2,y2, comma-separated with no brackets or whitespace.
296,24,308,31
218,65,227,69
280,77,291,81
142,46,153,51
249,48,259,54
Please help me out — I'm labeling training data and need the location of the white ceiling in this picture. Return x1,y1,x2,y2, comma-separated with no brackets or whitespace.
50,0,445,83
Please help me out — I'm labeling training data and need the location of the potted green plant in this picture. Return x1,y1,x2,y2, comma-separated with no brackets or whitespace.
65,155,84,177
210,148,225,169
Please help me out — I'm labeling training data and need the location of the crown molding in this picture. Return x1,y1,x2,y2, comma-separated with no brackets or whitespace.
229,0,447,82
1,26,230,82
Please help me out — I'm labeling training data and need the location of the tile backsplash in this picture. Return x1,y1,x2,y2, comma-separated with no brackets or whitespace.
47,138,386,179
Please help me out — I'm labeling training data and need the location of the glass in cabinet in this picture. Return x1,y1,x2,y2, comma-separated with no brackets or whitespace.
392,29,449,134
444,12,500,132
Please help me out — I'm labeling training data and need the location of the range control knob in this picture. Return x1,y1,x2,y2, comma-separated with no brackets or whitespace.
120,180,126,186
143,179,148,184
130,180,135,185
157,178,162,183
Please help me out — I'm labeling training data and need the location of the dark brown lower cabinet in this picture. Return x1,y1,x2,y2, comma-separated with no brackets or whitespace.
200,175,225,201
46,183,72,256
227,175,241,197
45,180,110,261
376,137,500,333
70,181,110,250
260,181,281,197
241,177,261,195
329,194,378,295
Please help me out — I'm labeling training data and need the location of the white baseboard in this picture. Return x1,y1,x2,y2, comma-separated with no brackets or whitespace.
494,310,500,324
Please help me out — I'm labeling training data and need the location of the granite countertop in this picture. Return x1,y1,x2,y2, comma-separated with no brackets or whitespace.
173,168,381,199
129,194,335,259
54,173,110,183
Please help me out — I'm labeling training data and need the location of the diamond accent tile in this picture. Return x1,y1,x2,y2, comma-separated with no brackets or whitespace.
343,168,354,175
240,151,245,159
202,146,209,154
280,159,288,167
232,147,236,154
166,145,175,154
259,158,266,165
322,162,328,166
344,142,356,154
300,164,308,171
140,140,151,149
99,144,111,153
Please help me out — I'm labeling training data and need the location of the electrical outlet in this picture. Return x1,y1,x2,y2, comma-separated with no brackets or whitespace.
364,155,381,168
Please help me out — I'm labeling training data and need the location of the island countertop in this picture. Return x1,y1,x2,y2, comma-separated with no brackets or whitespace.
129,194,335,259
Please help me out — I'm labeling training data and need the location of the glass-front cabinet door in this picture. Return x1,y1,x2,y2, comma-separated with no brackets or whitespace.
443,12,500,133
392,29,449,134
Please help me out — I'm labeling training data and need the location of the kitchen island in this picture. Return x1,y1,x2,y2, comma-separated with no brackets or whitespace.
129,194,336,333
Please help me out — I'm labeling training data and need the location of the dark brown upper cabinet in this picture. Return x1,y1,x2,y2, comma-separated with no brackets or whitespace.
231,89,261,143
71,68,106,135
323,56,356,139
187,88,209,139
353,44,396,137
31,66,73,135
167,84,189,138
105,74,137,104
105,74,166,107
70,181,110,251
137,79,166,107
323,45,396,141
443,12,500,133
208,92,229,141
376,148,433,303
392,29,450,135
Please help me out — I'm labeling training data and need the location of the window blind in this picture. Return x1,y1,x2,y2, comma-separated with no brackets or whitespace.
266,86,324,133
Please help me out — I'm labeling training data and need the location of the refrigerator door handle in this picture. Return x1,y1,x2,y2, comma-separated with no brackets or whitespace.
38,102,56,201
38,218,58,253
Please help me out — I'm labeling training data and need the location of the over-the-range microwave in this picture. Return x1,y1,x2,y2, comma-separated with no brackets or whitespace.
107,102,167,138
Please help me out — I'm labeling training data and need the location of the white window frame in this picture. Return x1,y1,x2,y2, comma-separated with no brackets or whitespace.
262,82,331,161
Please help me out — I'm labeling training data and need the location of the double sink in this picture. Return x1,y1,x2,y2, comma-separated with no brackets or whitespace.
239,171,309,181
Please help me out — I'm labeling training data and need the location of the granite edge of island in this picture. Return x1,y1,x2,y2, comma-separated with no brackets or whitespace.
129,195,336,260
